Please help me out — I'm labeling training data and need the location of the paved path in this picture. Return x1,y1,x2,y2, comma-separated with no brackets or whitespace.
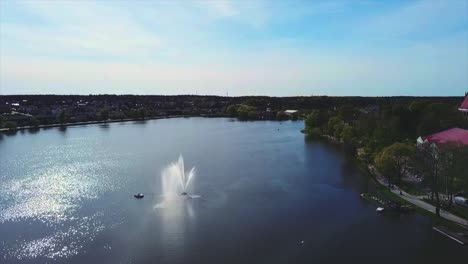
368,165,468,227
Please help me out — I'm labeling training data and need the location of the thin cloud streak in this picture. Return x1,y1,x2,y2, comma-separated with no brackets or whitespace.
0,0,467,95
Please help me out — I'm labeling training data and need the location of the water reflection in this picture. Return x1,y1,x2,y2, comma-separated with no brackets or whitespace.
99,123,110,129
155,195,197,259
4,130,18,136
28,128,40,134
1,213,104,260
0,153,120,261
133,120,147,125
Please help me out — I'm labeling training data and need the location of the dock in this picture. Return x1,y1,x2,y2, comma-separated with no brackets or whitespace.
433,226,468,245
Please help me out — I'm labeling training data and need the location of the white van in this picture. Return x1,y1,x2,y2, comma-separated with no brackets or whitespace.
454,196,468,207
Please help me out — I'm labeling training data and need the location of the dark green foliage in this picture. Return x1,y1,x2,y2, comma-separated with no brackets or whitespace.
4,121,18,130
326,116,343,136
28,117,40,128
305,110,329,132
338,104,358,123
227,104,240,117
276,111,288,121
417,103,463,136
438,144,468,204
375,143,415,187
340,125,356,145
237,105,256,120
98,108,109,121
126,108,147,119
57,110,67,124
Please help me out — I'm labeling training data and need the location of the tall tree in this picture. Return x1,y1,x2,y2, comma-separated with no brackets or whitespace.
416,143,442,216
305,110,329,133
375,143,415,188
98,108,109,121
439,143,468,206
57,110,67,125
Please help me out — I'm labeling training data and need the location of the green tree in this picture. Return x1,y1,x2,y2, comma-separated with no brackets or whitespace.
327,116,343,136
29,117,40,128
439,143,468,206
409,100,431,113
227,105,240,117
98,108,109,121
417,103,463,136
375,143,415,188
340,125,356,145
276,111,288,121
305,110,329,133
355,114,377,137
137,108,147,119
57,110,67,125
237,105,256,120
4,121,18,130
416,143,442,216
338,104,358,123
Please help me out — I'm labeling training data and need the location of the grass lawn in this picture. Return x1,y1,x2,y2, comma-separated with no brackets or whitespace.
422,198,468,220
375,180,467,232
399,181,427,196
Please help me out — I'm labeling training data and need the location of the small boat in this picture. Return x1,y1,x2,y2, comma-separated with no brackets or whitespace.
134,193,144,199
181,192,188,196
376,207,385,213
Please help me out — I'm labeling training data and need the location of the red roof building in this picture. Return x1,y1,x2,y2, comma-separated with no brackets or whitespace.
420,128,468,146
459,94,468,114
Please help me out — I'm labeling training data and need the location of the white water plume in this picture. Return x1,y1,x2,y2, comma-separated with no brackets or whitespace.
161,155,196,196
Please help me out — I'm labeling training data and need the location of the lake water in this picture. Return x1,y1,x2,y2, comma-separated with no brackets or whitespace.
0,118,467,264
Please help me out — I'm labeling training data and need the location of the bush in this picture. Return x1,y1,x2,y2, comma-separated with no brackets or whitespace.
276,111,288,121
237,105,256,120
29,117,40,128
4,121,18,130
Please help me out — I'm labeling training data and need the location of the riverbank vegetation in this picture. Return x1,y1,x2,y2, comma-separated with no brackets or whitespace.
304,99,468,218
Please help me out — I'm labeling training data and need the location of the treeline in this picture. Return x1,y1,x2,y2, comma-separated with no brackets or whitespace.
1,95,462,114
304,99,468,216
226,104,293,121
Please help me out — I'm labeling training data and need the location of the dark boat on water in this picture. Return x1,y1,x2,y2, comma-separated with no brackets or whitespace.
134,193,144,199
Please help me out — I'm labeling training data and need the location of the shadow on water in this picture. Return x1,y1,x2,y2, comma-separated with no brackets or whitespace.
28,128,40,134
133,120,148,125
3,130,18,137
58,126,68,133
99,123,110,129
304,135,371,193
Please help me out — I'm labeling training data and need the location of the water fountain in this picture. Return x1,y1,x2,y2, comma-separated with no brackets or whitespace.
161,155,196,197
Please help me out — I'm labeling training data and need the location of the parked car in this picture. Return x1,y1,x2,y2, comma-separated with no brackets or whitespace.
454,196,468,207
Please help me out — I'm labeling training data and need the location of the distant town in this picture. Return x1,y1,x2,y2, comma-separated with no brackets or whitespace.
0,94,465,131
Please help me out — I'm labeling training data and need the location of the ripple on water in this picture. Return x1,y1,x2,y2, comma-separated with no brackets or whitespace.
1,213,105,260
0,156,123,261
0,160,118,223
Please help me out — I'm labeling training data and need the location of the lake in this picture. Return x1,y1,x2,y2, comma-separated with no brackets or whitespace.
0,118,467,264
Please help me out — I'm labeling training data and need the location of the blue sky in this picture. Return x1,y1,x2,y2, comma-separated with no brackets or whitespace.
0,0,467,96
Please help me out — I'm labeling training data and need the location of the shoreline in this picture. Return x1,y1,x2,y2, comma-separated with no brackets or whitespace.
0,114,229,134
305,131,468,233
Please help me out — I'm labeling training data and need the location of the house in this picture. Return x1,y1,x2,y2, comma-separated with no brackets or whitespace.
417,127,468,147
283,110,298,116
459,92,468,117
359,105,379,114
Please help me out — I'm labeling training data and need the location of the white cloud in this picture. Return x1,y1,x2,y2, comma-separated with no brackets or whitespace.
205,0,238,17
2,33,467,96
1,1,164,60
0,0,467,96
